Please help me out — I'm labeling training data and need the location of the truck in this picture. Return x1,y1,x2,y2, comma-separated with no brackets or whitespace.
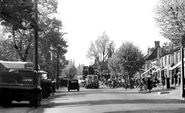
85,75,99,89
0,61,42,107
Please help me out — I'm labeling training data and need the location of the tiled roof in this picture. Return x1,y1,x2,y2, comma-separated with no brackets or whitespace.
145,46,158,61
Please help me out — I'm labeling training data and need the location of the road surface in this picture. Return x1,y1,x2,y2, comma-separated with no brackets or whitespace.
1,85,185,113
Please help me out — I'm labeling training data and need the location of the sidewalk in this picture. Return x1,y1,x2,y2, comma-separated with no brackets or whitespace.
136,85,184,100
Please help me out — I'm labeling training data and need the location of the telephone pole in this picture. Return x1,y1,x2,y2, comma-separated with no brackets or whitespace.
34,0,39,71
180,41,185,98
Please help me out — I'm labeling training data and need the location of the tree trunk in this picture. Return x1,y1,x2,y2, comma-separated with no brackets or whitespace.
125,75,127,90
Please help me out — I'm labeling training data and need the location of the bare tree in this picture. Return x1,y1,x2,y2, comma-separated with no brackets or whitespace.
86,32,115,77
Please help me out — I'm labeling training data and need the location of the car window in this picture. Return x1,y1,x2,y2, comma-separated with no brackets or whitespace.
70,80,77,83
88,76,92,79
94,76,97,79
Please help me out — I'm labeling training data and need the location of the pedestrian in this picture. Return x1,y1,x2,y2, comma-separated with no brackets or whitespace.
147,75,152,93
177,70,181,86
174,72,178,86
161,74,165,86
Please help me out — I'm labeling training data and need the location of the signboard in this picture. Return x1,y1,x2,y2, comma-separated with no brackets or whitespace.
162,46,173,54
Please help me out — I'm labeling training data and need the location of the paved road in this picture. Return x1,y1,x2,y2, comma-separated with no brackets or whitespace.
27,86,185,113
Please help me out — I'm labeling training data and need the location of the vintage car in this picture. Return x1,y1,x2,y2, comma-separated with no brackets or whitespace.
39,70,52,98
85,75,99,89
0,61,42,107
68,79,80,92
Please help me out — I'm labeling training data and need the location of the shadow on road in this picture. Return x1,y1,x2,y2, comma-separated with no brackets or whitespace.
31,87,185,113
0,102,30,108
104,108,185,113
42,98,185,108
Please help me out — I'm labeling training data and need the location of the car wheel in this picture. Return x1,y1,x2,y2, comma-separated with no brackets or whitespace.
30,93,41,107
0,94,12,107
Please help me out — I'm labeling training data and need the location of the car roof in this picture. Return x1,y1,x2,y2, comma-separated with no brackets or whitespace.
9,69,37,73
69,79,78,81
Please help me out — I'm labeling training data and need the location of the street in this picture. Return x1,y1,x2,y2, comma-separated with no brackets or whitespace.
31,86,185,113
1,85,185,113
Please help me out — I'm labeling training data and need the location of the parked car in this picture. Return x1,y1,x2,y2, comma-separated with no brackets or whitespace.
0,61,42,107
0,69,42,107
39,70,52,98
68,79,80,92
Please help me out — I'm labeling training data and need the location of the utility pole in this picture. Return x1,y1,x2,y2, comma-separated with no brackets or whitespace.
56,48,59,89
180,41,185,98
34,0,38,72
56,24,60,89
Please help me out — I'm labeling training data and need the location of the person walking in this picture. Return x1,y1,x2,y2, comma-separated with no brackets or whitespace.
147,75,152,93
174,72,178,86
177,70,181,86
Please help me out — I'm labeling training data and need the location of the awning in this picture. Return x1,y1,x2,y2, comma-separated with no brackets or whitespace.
169,62,181,71
141,70,150,76
170,58,185,71
141,67,155,76
152,68,161,74
160,67,167,71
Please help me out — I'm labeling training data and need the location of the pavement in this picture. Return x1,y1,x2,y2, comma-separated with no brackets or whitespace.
130,85,185,100
35,85,185,113
54,84,185,101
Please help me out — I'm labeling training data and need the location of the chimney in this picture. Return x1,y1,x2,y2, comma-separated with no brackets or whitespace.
155,41,160,47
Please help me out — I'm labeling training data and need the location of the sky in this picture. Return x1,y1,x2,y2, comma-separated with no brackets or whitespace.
57,0,169,66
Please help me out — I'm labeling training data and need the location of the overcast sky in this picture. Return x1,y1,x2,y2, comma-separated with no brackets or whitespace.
57,0,169,66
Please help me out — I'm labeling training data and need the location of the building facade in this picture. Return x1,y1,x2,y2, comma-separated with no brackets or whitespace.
143,41,185,88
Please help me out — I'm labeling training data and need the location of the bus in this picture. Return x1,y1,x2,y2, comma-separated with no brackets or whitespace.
85,75,99,89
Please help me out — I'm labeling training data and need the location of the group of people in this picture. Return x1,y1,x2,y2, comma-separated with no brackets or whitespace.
139,74,160,93
104,74,160,92
173,70,181,86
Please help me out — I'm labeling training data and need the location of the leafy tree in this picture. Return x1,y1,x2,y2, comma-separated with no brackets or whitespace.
108,52,121,78
86,32,115,77
2,28,35,61
0,0,35,30
0,0,58,30
154,0,185,45
116,41,145,88
62,60,77,80
0,0,68,80
0,0,59,62
0,35,19,61
0,0,36,61
38,17,68,79
76,64,85,76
